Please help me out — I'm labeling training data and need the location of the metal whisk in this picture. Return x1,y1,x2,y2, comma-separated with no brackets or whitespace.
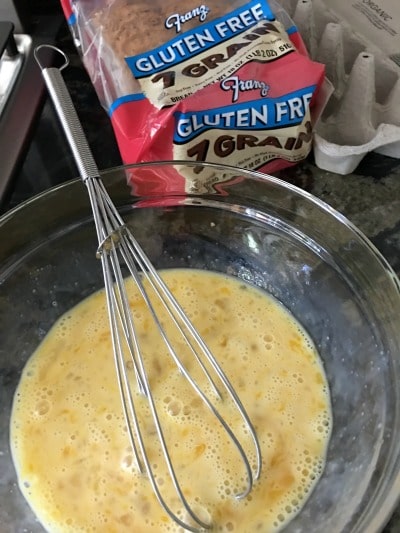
35,45,261,532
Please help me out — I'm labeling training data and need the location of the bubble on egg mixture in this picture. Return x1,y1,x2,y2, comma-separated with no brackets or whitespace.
10,269,331,532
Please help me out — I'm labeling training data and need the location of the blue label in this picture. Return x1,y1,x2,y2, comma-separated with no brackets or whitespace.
108,93,146,116
173,86,316,143
125,0,275,79
68,13,76,25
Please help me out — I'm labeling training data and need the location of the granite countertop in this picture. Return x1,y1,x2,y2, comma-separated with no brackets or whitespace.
4,15,400,533
277,155,400,281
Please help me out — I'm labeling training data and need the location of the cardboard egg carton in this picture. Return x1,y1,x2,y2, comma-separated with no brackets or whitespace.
279,0,400,174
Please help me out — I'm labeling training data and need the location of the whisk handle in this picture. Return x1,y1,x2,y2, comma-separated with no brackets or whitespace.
34,44,100,182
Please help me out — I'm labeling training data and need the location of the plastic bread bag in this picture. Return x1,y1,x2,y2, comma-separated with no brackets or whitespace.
60,0,329,193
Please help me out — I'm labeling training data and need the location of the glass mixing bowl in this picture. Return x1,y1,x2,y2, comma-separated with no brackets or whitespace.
1,161,400,532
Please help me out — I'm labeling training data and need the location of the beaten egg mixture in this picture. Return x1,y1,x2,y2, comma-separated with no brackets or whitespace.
10,269,331,532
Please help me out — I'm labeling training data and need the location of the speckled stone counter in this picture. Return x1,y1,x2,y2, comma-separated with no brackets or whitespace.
4,16,400,532
277,155,400,280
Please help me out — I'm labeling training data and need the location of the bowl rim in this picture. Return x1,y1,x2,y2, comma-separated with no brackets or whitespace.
2,159,399,290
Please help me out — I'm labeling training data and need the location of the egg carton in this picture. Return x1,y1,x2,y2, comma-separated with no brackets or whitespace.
279,0,400,174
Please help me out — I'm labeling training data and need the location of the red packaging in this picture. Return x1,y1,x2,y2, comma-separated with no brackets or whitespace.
61,0,326,193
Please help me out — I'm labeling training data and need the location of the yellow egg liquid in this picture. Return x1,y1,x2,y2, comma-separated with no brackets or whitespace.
10,269,331,532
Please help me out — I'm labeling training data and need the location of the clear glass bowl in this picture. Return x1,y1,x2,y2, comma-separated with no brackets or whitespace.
1,161,400,532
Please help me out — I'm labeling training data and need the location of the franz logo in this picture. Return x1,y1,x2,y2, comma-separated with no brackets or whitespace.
221,76,270,103
165,5,210,33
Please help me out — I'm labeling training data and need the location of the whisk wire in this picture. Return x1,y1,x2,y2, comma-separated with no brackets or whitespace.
117,214,263,486
88,178,213,531
96,182,262,487
88,172,261,530
104,253,144,471
87,179,145,473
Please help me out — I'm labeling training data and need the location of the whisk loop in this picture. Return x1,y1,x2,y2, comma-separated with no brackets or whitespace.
35,44,262,532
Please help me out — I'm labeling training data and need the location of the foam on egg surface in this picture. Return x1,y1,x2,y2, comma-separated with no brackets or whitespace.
10,268,332,532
